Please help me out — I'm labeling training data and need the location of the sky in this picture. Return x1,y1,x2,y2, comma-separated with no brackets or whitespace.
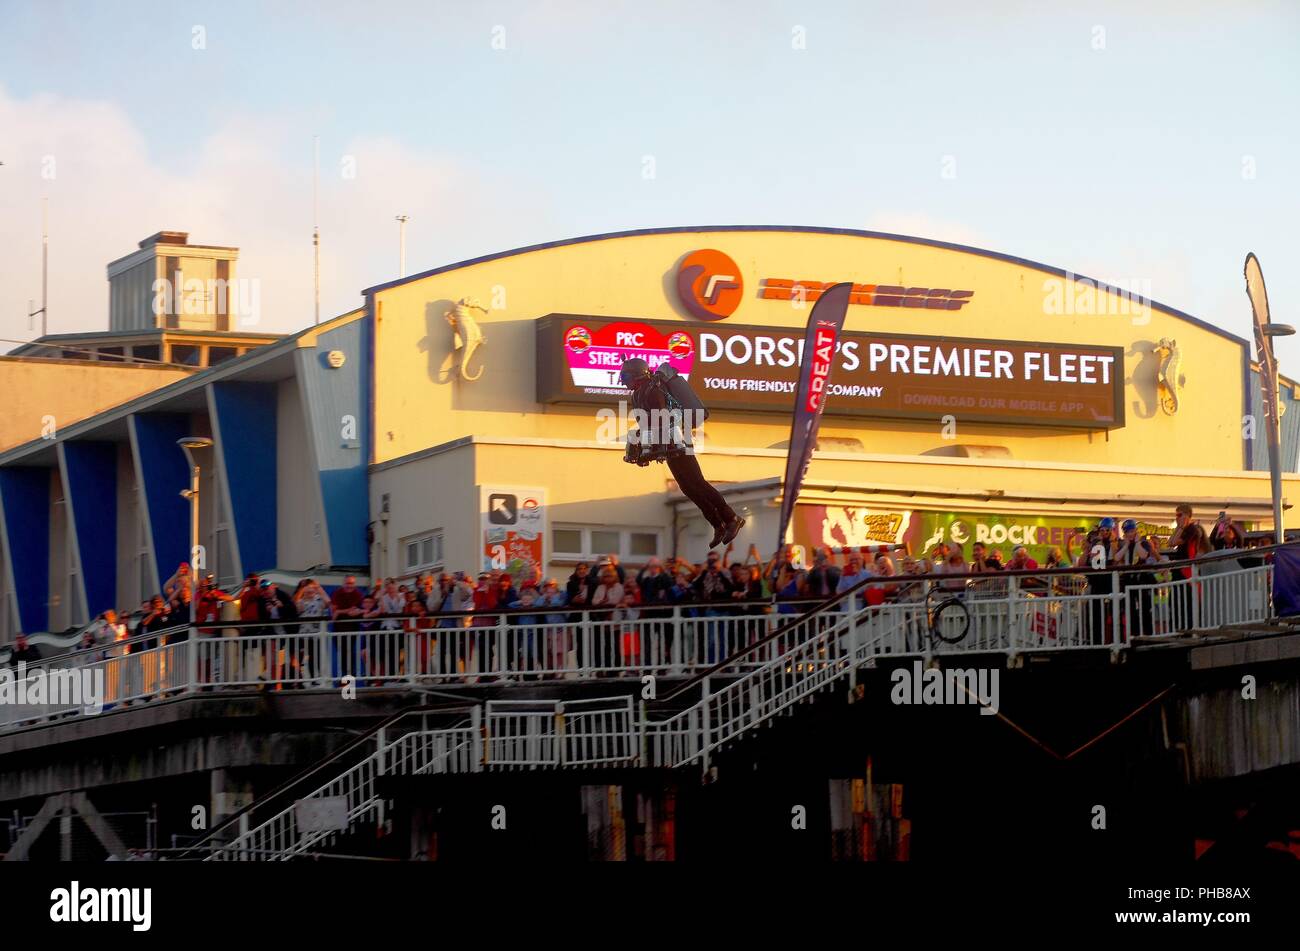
0,0,1298,361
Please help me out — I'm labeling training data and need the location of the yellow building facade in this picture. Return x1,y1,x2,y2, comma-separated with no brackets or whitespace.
0,357,196,453
365,226,1295,579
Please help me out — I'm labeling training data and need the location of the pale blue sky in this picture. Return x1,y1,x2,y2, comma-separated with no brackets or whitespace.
1,0,1298,361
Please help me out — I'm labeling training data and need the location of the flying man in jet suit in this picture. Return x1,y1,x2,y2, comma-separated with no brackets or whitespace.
619,357,744,549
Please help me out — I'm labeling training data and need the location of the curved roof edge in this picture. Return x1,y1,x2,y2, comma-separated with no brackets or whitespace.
363,224,1246,348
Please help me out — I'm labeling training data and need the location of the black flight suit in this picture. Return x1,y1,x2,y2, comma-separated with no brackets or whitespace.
627,374,737,535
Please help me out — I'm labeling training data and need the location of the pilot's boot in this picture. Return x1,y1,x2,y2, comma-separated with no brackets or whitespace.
722,514,746,546
709,521,727,549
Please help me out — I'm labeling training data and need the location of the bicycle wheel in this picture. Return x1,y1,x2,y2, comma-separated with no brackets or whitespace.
925,586,971,644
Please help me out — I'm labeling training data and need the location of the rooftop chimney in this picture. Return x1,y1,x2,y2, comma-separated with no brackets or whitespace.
138,231,191,249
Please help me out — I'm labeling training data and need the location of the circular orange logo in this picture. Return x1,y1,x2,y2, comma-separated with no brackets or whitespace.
676,249,743,321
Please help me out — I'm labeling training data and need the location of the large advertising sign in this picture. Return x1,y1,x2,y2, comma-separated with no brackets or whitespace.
793,505,914,550
792,505,1177,566
481,485,547,582
909,511,1096,565
907,510,1176,565
537,314,1124,428
555,319,697,397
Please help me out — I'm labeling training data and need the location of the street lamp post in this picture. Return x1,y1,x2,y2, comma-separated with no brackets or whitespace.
1261,325,1293,541
177,437,213,629
1245,254,1294,543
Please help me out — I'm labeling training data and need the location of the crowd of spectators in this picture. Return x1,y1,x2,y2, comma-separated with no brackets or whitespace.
750,504,1263,627
6,503,1263,681
58,564,304,662
15,548,797,686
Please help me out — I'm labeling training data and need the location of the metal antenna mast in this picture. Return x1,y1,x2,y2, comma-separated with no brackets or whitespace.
27,199,48,336
395,215,410,278
313,136,321,326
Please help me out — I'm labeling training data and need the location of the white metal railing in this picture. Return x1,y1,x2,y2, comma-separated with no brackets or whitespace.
223,600,898,860
0,640,192,729
0,566,1276,736
646,600,903,771
214,696,638,860
213,713,481,861
203,563,1280,859
647,565,1275,771
485,697,638,769
1122,563,1273,636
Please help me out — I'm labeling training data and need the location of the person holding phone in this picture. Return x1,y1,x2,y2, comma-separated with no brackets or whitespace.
1210,510,1246,550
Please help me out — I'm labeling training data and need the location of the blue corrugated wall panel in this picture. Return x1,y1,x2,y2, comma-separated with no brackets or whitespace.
0,467,50,633
131,413,192,592
211,381,278,574
62,441,118,618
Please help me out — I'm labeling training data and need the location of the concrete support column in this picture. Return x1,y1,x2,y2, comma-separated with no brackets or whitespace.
210,767,255,828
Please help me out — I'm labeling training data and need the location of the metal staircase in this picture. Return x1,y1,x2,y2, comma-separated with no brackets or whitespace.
205,561,1276,860
645,599,904,771
211,696,641,860
209,591,888,860
221,716,478,860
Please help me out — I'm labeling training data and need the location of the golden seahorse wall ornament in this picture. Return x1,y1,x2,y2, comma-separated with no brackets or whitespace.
1154,337,1182,416
446,297,487,382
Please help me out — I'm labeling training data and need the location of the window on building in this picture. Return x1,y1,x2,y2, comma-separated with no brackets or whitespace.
208,346,238,366
132,344,161,363
170,344,201,366
98,346,125,361
403,531,445,574
591,530,620,554
552,529,582,554
552,526,665,561
61,349,89,360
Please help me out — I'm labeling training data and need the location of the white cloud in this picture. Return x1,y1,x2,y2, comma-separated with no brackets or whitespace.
0,85,552,350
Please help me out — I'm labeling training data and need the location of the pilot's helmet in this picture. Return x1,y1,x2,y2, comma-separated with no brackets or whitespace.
619,358,653,389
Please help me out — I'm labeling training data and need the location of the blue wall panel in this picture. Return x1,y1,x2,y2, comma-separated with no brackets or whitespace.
62,442,118,618
211,381,278,574
298,319,368,565
0,467,51,633
131,413,192,592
